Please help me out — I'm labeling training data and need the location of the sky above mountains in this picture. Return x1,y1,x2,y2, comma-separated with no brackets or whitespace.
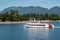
0,0,60,11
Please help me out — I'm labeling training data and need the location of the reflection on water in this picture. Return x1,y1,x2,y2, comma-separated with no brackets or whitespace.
25,28,50,40
0,22,60,40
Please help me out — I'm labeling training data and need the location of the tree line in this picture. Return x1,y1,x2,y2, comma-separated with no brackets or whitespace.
0,9,60,22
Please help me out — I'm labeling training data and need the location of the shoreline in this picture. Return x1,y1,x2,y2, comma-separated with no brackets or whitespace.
0,21,28,24
49,20,60,22
0,20,60,24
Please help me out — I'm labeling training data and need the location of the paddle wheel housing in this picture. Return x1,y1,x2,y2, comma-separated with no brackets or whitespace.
49,24,52,28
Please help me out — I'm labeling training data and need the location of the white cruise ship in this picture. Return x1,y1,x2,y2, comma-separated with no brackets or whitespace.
24,19,54,28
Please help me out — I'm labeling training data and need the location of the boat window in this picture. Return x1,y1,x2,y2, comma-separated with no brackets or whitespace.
30,21,38,23
40,22,48,23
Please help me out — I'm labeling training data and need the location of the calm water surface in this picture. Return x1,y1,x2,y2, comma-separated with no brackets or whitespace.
0,22,60,40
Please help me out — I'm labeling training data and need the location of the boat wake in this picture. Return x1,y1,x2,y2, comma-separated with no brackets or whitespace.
54,26,60,28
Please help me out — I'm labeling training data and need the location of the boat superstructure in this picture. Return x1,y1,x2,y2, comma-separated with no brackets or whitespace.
24,19,54,28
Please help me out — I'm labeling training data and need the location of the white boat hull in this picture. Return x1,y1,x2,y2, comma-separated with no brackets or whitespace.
24,20,54,28
24,24,54,28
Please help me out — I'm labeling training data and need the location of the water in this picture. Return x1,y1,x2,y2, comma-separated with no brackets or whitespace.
0,22,60,40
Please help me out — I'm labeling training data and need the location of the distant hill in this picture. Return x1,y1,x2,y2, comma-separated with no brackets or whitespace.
1,6,60,15
50,6,60,14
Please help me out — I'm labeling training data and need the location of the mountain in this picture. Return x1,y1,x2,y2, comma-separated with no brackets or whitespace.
1,6,60,15
50,6,60,14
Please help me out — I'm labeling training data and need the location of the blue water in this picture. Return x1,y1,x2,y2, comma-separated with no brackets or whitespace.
0,22,60,40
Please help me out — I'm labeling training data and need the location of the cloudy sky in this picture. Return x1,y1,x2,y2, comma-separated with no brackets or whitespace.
0,0,60,11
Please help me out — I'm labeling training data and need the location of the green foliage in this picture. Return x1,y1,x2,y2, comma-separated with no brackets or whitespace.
22,13,60,21
0,9,21,22
0,9,60,21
